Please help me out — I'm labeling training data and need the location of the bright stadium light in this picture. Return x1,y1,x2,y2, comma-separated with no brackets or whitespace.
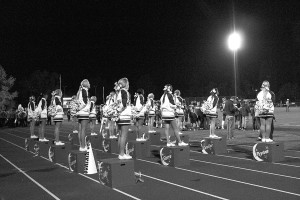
228,31,242,97
228,32,242,51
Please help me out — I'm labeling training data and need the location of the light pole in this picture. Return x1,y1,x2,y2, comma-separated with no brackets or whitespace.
228,32,242,97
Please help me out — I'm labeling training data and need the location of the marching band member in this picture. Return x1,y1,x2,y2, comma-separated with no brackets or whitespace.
174,90,184,133
146,93,156,134
255,81,275,142
28,96,37,139
89,96,97,136
52,89,65,145
115,78,132,159
76,79,91,151
160,84,188,147
201,88,220,138
133,88,147,141
36,93,49,141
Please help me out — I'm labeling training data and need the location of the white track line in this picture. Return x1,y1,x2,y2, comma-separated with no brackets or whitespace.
5,131,300,196
0,153,60,200
1,136,227,200
54,163,142,200
141,174,229,200
0,137,141,200
4,131,300,169
137,158,300,197
190,159,300,180
190,150,300,168
175,167,300,197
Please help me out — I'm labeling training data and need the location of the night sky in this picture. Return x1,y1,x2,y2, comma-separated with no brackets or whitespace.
1,0,300,101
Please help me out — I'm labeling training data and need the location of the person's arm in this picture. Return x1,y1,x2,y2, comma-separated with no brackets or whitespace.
90,102,94,112
212,96,219,108
55,97,61,106
30,102,34,110
82,89,88,104
121,90,128,108
167,93,175,105
41,99,46,110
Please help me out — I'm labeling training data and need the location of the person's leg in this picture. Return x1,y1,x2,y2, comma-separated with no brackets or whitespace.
100,118,108,135
270,118,274,139
77,121,82,146
118,125,129,156
90,119,95,134
109,120,115,137
148,116,153,133
242,116,246,129
170,120,182,143
136,118,144,139
226,116,230,139
260,118,266,141
265,117,273,140
54,121,62,142
30,120,35,137
39,119,46,139
231,116,235,138
164,122,170,144
209,117,216,136
222,114,225,129
252,116,256,130
79,119,89,148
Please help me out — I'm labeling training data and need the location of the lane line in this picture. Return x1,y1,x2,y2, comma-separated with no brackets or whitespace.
141,174,229,200
175,167,300,197
190,150,300,168
54,163,142,200
0,153,60,200
1,136,229,200
0,137,141,200
190,159,300,180
137,158,300,197
4,131,300,169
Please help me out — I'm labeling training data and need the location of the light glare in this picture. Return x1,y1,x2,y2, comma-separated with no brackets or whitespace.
228,32,242,51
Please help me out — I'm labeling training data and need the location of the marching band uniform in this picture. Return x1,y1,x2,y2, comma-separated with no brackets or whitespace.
28,96,37,139
160,84,188,147
52,89,65,145
255,81,275,142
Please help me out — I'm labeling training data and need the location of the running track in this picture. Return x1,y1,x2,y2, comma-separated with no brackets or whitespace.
1,123,300,200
